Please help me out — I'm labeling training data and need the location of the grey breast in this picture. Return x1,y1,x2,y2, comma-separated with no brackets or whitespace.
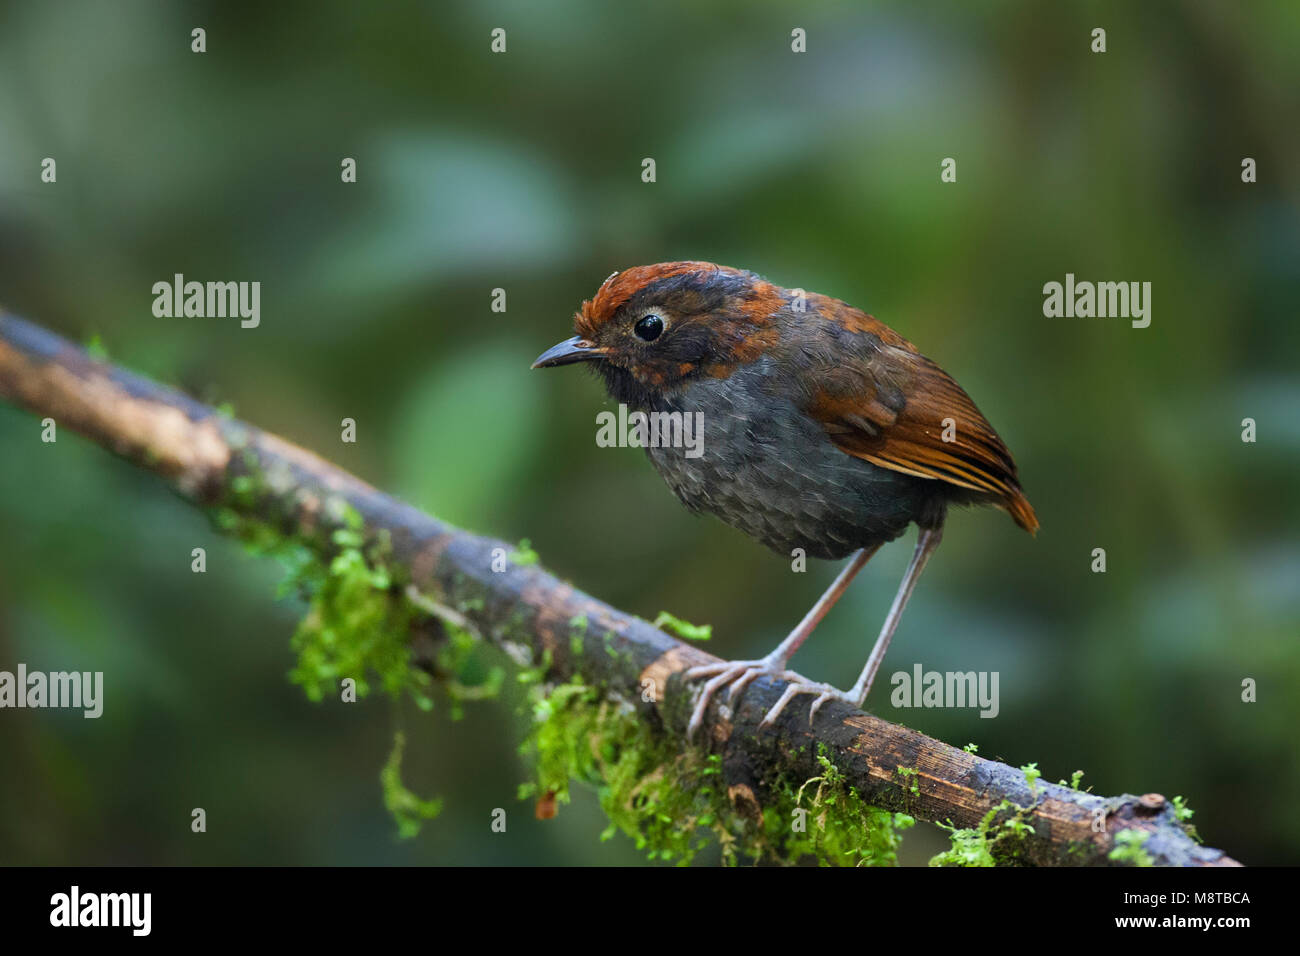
644,358,925,560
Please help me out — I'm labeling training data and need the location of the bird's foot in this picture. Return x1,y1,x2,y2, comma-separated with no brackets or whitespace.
684,656,803,740
758,679,859,729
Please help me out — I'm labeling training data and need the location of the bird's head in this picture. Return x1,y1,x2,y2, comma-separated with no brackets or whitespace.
531,261,787,407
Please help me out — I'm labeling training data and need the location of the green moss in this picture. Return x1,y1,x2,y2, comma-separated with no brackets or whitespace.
1108,829,1155,867
85,333,109,361
1064,840,1091,859
930,809,1000,867
509,538,539,566
381,731,444,838
517,681,912,866
930,796,1038,867
652,611,712,641
1171,794,1201,844
930,764,1042,866
210,477,430,710
895,766,920,796
230,476,260,504
1021,762,1041,796
1059,769,1086,791
437,623,505,721
791,748,915,866
568,615,587,657
208,470,475,838
515,650,553,687
285,534,431,707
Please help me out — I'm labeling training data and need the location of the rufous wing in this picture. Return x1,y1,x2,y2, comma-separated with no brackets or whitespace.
805,343,1038,533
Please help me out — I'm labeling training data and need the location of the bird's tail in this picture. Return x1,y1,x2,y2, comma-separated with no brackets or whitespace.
1004,488,1039,535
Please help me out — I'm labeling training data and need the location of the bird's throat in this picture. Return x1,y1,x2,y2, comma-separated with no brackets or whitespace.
593,362,661,411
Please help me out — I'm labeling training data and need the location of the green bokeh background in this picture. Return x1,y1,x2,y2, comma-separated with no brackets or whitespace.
1,1,1297,865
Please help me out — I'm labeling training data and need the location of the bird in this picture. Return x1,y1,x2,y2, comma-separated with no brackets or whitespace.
532,261,1037,739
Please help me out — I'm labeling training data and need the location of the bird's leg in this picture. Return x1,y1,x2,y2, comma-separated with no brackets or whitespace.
683,545,879,739
757,522,945,727
845,523,943,706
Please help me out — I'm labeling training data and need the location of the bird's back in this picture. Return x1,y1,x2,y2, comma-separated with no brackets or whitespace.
767,293,1038,534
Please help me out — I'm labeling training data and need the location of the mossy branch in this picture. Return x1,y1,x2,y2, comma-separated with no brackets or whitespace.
0,312,1239,867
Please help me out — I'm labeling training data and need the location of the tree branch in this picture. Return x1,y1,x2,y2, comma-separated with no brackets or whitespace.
0,312,1239,866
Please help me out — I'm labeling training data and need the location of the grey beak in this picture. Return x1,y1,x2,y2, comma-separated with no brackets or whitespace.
531,335,606,369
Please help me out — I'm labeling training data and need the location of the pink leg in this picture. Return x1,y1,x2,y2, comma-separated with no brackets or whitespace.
684,545,879,739
846,524,943,706
693,523,945,734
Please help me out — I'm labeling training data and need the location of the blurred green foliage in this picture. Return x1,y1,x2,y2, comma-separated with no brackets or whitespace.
1,0,1297,865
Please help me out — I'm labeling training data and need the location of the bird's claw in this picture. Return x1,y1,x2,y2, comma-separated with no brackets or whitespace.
684,659,858,740
758,680,857,728
685,658,796,741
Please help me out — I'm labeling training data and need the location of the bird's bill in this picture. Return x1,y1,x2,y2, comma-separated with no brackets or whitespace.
531,335,606,369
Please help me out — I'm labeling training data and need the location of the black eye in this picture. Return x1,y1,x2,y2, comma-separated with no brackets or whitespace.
634,313,664,341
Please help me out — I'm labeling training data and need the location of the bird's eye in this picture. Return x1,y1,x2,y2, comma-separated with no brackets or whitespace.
634,313,664,342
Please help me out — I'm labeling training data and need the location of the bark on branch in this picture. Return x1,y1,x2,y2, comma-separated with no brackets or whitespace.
0,312,1239,867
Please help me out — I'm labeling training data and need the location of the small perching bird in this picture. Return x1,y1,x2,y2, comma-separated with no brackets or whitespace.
534,262,1037,738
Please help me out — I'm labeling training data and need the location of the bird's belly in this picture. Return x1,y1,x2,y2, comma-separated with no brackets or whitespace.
644,372,927,560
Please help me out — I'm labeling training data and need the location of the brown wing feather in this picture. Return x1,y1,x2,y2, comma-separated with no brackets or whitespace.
801,317,1038,533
